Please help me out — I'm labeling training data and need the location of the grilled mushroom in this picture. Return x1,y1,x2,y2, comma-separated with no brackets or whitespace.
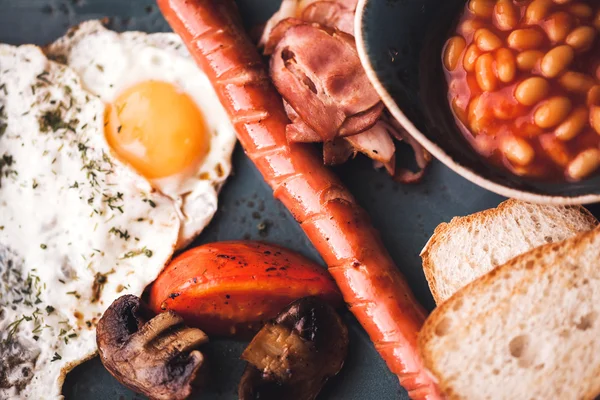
239,296,348,400
96,295,208,400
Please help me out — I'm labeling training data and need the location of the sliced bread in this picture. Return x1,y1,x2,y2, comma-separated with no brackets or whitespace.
419,227,600,400
421,199,598,304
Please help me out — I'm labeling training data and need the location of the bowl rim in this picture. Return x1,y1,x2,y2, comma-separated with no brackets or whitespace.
354,0,600,206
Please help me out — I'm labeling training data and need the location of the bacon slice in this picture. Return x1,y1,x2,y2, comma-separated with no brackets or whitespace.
384,117,432,184
262,0,430,183
270,23,383,141
344,122,396,164
260,0,310,48
263,18,306,56
286,121,323,143
323,139,356,165
260,0,357,48
287,105,397,169
302,1,356,34
322,123,396,167
284,100,322,143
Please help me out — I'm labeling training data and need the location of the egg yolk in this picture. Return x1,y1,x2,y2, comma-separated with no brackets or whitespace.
105,80,209,179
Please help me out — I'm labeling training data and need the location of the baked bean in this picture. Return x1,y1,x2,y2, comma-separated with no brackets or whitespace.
468,0,494,18
541,45,575,78
512,164,549,178
566,26,596,51
555,107,589,140
493,97,524,120
469,118,486,135
475,53,498,91
494,0,519,31
525,0,552,24
544,12,573,43
459,19,486,36
502,137,536,166
596,65,600,81
515,77,550,106
474,28,502,51
451,98,469,126
444,36,467,71
588,86,600,106
508,29,545,50
568,3,593,18
496,48,517,83
558,71,596,93
552,0,572,4
540,136,571,167
567,148,600,180
501,136,535,166
516,50,544,70
594,10,600,31
473,134,496,155
591,106,600,134
493,107,512,120
468,95,484,133
520,123,545,138
534,97,572,128
463,44,482,72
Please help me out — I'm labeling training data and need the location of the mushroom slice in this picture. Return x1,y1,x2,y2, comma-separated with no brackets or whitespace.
239,296,348,400
96,295,209,400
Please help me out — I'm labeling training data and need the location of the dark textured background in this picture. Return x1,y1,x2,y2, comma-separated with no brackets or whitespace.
1,0,598,399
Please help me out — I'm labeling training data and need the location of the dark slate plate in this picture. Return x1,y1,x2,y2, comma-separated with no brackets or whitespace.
1,1,598,399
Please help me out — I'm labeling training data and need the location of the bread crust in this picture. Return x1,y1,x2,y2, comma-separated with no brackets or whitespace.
420,226,600,400
421,199,598,304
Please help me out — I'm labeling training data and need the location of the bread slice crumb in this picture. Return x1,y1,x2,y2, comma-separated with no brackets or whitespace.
420,227,600,400
421,199,598,304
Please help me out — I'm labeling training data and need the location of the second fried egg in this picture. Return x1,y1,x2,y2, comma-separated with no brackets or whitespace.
46,20,237,248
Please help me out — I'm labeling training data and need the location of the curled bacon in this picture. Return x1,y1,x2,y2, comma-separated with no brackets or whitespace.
322,123,395,167
323,139,355,165
263,18,306,56
302,1,356,34
270,23,383,141
345,122,395,165
319,116,430,183
262,2,430,183
382,116,432,183
260,0,357,49
282,76,398,171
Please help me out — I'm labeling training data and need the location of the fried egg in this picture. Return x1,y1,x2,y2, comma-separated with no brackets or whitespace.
46,20,237,249
0,44,180,398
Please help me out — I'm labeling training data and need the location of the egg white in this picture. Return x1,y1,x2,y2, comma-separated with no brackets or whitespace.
0,44,180,399
46,20,238,249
